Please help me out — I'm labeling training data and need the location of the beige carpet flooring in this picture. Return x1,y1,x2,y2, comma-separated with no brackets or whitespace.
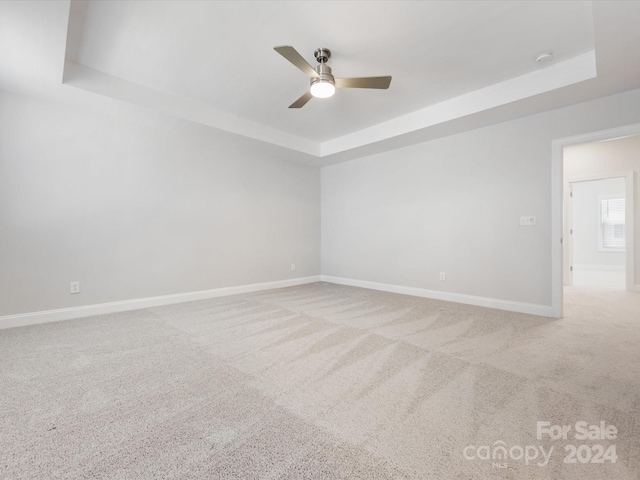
1,282,639,479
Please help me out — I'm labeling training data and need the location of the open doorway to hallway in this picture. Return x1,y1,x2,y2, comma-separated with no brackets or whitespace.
562,133,638,294
552,125,640,318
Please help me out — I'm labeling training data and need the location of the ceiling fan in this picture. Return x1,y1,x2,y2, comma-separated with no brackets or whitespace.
274,46,392,108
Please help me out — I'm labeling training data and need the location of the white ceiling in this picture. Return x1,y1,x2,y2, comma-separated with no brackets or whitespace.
70,0,594,140
2,1,640,165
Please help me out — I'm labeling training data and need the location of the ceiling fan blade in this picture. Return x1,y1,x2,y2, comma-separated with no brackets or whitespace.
274,46,320,78
289,91,313,109
335,76,392,89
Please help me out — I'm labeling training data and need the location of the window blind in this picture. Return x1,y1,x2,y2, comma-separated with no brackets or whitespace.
600,198,625,249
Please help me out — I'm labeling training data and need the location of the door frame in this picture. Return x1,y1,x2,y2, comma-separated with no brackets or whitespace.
564,172,633,288
551,123,640,318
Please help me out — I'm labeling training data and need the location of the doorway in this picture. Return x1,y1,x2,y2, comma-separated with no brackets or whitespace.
565,176,627,289
551,124,640,318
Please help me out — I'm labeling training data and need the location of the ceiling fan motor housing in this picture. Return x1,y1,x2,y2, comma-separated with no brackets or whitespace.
311,63,335,89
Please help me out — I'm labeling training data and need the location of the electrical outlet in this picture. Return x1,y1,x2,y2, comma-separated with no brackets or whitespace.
520,216,536,226
439,272,446,281
291,263,296,271
70,281,80,294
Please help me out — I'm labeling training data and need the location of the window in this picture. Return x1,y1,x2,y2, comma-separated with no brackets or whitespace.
598,196,625,252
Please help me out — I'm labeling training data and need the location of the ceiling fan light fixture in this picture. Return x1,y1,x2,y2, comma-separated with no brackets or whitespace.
273,45,391,108
310,79,335,98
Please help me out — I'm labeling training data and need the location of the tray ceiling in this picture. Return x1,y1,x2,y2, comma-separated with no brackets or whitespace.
2,1,640,164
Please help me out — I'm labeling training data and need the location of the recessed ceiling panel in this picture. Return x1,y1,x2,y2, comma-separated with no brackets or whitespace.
71,1,595,142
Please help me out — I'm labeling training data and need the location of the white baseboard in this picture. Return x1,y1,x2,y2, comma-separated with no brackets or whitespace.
573,264,625,271
320,275,555,318
0,276,322,330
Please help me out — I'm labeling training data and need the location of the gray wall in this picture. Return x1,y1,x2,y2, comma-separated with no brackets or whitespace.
571,178,625,268
4,86,640,317
0,92,321,316
322,88,640,307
